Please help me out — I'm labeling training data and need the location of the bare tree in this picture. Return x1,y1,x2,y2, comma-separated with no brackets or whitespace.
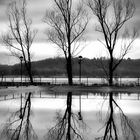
96,92,139,140
44,0,88,85
2,0,37,84
45,92,85,140
0,93,38,140
88,0,137,86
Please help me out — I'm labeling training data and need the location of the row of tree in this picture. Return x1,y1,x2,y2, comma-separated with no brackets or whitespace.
1,57,140,78
2,0,138,86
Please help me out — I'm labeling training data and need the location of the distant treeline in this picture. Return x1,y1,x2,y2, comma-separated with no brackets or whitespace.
0,57,140,78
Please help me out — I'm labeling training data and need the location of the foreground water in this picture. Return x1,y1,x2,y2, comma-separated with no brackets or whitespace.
0,89,140,140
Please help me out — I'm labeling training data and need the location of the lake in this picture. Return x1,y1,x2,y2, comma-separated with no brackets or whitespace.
0,88,140,140
1,77,140,85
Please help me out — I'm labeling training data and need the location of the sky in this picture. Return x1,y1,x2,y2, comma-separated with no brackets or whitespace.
0,0,140,65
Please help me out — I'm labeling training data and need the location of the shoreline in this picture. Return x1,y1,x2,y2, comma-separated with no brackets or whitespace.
47,85,140,93
0,85,140,95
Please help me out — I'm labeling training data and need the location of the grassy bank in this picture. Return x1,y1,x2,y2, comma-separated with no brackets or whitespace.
0,85,140,95
47,85,140,93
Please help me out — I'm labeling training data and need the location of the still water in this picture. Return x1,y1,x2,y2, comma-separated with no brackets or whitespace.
0,90,140,140
1,77,139,85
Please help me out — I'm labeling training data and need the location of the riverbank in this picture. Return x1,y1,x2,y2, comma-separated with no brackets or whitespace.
47,85,140,93
0,86,44,95
0,85,140,95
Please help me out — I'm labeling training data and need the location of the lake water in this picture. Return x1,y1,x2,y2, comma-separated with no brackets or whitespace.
0,89,140,140
1,77,140,85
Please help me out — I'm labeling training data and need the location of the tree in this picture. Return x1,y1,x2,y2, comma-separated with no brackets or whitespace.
3,0,37,84
88,0,137,86
0,93,38,140
45,92,85,140
96,92,139,140
44,0,88,85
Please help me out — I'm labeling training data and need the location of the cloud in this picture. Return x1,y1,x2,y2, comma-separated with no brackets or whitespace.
135,0,140,7
0,52,19,65
0,0,9,5
0,0,140,63
0,0,140,43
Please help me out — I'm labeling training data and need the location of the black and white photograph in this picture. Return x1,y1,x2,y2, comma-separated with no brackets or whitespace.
0,0,140,139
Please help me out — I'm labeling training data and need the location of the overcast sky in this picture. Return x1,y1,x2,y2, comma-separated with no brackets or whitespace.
0,0,140,65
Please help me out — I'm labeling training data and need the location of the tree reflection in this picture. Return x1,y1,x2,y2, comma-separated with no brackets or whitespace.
45,92,85,140
0,92,38,140
98,92,139,140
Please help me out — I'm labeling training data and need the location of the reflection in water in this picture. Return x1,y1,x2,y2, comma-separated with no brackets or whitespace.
98,92,139,140
45,92,85,140
0,92,38,140
0,91,140,140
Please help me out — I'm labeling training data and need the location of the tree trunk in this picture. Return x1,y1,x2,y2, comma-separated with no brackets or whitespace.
109,54,113,86
67,92,72,140
28,51,34,84
103,92,117,140
109,92,113,115
25,61,33,84
67,60,73,85
67,50,73,85
28,70,33,84
28,62,33,84
66,18,73,86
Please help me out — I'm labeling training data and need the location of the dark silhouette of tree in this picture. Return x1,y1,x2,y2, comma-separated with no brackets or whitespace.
45,92,85,140
2,0,37,84
87,0,137,86
0,93,38,140
44,0,88,85
96,92,139,140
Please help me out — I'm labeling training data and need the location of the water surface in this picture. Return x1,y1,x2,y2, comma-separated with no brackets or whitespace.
0,90,140,140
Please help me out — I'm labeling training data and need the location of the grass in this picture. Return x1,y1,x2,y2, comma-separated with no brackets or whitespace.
0,84,140,96
45,84,140,94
